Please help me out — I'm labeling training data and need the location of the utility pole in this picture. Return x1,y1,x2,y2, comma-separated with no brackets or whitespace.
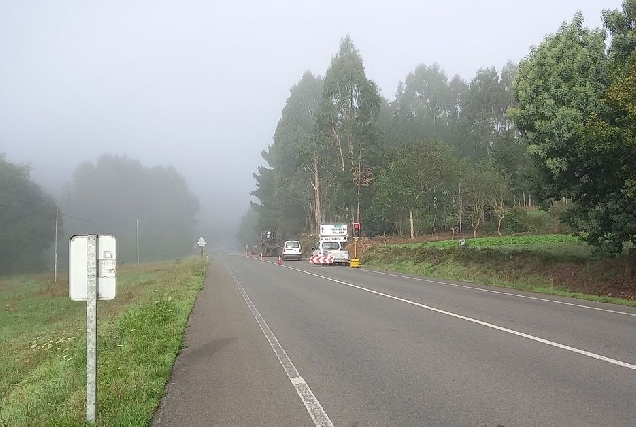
136,218,140,263
54,205,59,282
458,181,462,234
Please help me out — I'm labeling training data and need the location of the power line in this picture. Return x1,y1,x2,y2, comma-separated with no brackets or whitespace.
58,211,110,226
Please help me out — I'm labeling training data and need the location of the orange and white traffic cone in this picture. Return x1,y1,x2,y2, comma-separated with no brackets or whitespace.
277,255,282,265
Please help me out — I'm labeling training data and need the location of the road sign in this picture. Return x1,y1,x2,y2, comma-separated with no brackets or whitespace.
69,234,116,301
197,237,206,247
68,234,117,422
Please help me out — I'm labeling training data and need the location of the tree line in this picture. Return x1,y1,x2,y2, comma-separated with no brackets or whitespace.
0,153,199,275
247,1,636,256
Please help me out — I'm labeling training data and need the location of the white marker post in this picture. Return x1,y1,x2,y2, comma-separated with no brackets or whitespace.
86,235,97,422
69,234,116,423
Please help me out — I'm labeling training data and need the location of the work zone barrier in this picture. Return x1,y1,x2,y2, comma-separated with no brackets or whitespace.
309,255,334,265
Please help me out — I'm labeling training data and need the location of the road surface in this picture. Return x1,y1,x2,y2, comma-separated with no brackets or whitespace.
153,251,636,426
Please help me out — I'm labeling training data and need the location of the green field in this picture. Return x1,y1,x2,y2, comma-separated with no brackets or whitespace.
364,234,636,306
0,257,207,426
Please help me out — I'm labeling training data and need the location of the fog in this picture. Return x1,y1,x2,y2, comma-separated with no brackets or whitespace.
0,1,620,246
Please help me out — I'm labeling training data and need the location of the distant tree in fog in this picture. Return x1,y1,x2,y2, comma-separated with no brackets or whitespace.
0,153,57,274
61,154,199,263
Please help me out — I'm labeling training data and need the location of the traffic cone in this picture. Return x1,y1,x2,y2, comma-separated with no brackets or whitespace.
260,252,263,261
277,255,282,265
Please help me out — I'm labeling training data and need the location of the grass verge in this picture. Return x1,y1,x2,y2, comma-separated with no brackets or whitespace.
0,257,207,426
363,242,636,308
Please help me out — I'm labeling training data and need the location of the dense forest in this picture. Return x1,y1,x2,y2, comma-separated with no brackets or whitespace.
244,2,636,257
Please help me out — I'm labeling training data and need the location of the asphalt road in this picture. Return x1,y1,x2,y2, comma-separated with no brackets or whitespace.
153,251,636,426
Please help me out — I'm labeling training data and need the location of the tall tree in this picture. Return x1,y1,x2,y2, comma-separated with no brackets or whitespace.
372,140,459,238
250,163,278,232
603,0,636,67
508,12,636,255
464,64,518,160
391,64,469,154
565,0,636,255
271,71,324,235
0,154,58,274
316,35,382,223
510,13,610,207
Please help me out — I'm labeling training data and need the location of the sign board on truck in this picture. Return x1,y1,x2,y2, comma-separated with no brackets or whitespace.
320,223,348,238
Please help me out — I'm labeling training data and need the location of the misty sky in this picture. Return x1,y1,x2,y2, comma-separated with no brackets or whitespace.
0,0,622,242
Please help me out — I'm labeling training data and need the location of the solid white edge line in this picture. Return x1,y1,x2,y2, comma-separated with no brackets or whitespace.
225,265,334,427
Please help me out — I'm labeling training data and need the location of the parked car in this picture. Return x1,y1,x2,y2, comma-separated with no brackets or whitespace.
281,240,302,261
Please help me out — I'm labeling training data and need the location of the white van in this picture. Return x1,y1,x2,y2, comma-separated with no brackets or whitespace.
281,240,302,261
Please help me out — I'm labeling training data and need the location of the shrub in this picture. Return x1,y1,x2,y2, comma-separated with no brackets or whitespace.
505,206,529,233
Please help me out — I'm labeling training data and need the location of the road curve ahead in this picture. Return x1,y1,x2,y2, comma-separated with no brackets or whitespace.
154,251,636,426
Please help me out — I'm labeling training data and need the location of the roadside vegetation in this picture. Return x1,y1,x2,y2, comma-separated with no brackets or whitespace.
242,3,636,293
362,234,636,307
0,257,206,426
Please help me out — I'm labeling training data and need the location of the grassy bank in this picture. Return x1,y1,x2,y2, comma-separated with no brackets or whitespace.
0,257,207,426
362,235,636,307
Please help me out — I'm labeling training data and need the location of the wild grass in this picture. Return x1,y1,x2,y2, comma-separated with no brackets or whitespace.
364,236,636,307
0,257,207,426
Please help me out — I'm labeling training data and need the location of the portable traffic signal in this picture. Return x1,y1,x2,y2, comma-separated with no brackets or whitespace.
353,222,360,238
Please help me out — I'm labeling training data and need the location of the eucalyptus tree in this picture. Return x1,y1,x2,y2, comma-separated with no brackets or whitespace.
391,64,469,153
250,163,278,232
446,74,470,156
272,72,324,234
0,153,58,274
463,64,518,160
252,72,325,237
393,63,450,142
484,61,534,206
316,35,382,223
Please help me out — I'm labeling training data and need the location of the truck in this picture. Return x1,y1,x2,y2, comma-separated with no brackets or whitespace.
310,223,350,266
259,230,279,257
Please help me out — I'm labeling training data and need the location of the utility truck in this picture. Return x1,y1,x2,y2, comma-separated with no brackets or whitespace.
310,223,350,266
259,230,279,257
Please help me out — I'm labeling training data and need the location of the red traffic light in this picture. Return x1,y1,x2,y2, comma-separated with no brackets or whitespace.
353,222,360,229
